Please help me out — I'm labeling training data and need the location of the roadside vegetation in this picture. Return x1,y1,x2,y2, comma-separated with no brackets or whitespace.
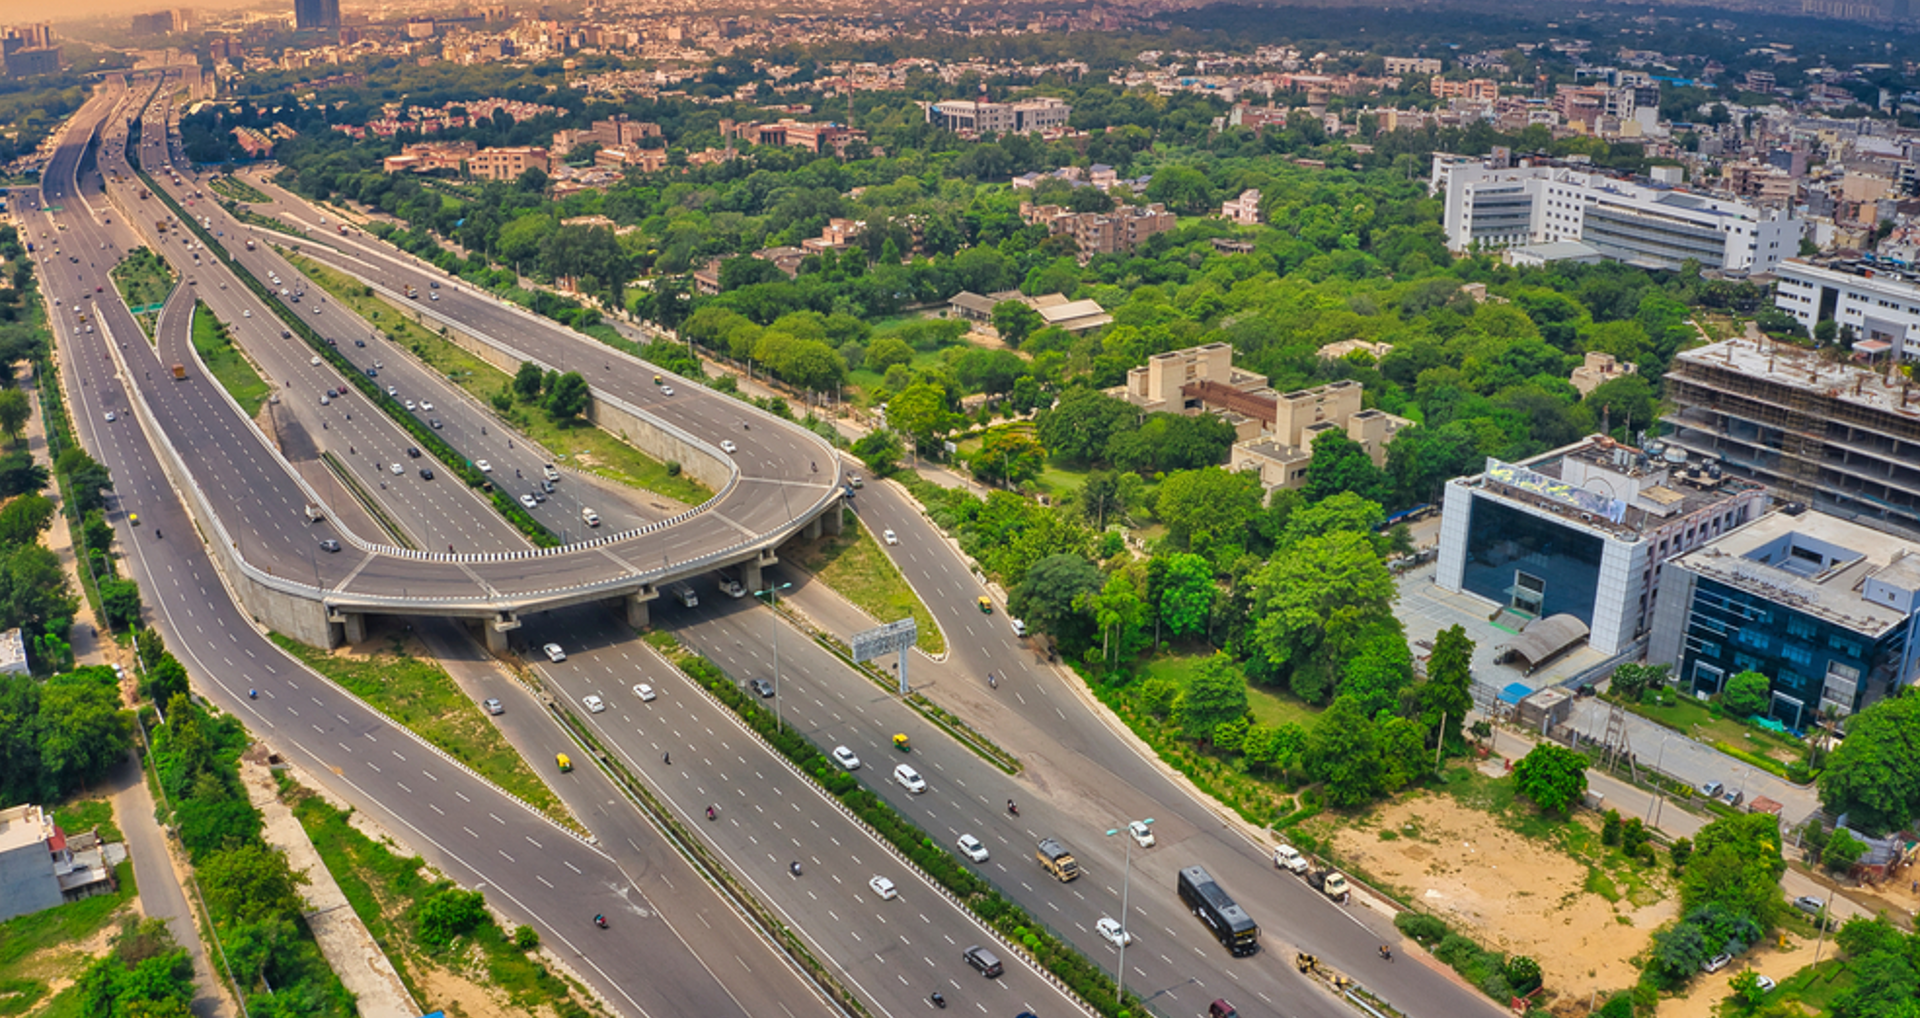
285,253,713,507
268,631,576,828
106,247,174,340
189,301,271,416
0,871,139,1018
207,174,269,203
778,514,945,654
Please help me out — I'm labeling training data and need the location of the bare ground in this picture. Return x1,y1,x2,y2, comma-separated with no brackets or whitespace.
1328,793,1676,1004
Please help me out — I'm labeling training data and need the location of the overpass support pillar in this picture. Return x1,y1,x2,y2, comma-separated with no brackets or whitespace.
624,585,659,629
804,516,822,541
742,549,778,595
823,500,844,536
339,612,367,645
485,613,520,653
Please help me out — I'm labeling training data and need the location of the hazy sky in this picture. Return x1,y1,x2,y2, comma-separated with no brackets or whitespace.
53,0,270,25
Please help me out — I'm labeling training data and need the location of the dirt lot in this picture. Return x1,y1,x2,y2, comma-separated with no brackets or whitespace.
1323,791,1676,1005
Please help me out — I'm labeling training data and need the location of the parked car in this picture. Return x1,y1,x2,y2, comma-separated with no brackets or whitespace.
1793,895,1826,915
1703,953,1733,974
1698,780,1725,799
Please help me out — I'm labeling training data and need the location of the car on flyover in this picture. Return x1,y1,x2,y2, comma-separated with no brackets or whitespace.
543,643,566,662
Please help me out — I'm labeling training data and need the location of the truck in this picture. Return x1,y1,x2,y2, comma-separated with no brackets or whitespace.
170,363,186,380
339,224,350,235
1272,845,1308,874
1035,838,1080,882
244,238,254,251
303,502,325,523
404,285,418,299
672,584,698,608
1306,869,1350,903
717,572,746,598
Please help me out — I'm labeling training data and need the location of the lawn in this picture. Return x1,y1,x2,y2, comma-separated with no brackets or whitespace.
1615,690,1804,764
269,633,575,831
108,247,174,340
777,513,946,654
190,302,270,416
1135,651,1323,730
288,254,712,506
51,797,122,844
0,862,134,1018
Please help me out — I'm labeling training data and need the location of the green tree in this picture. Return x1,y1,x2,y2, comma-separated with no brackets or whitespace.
865,336,915,373
851,430,903,476
512,360,545,400
992,300,1044,347
56,448,112,514
1008,553,1100,643
1146,164,1214,216
416,884,491,948
973,427,1045,487
1303,430,1390,505
1155,552,1214,640
1177,654,1249,740
885,383,959,454
1722,669,1771,717
1818,689,1920,835
1609,661,1669,702
0,492,55,546
1305,695,1383,807
0,388,29,443
544,371,591,421
1155,467,1263,564
1248,530,1399,703
198,842,308,926
1080,471,1126,529
1034,387,1133,465
1416,624,1475,751
1822,829,1869,874
1091,569,1149,667
1512,743,1589,815
100,579,143,631
1681,813,1786,924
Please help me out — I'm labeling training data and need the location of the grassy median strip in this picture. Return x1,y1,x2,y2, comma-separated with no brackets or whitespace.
269,632,579,833
207,174,268,203
286,252,713,507
109,246,174,340
189,301,270,416
779,515,945,655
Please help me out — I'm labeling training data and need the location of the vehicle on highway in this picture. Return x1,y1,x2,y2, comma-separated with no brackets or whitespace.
582,508,600,527
389,462,403,475
405,400,416,411
1273,844,1309,873
956,834,989,863
310,356,321,366
1097,916,1133,947
1178,865,1260,956
420,401,433,411
520,494,538,509
355,339,365,347
632,683,655,702
386,385,397,396
476,460,492,473
543,464,560,481
419,468,434,479
976,596,993,614
894,763,926,794
661,384,674,395
1128,819,1156,847
429,419,442,429
319,539,341,552
831,746,861,770
1011,618,1028,637
962,945,1002,978
750,678,775,698
868,876,897,900
543,643,566,662
319,394,330,405
583,695,605,713
720,440,737,455
405,447,421,458
482,698,504,716
103,411,116,422
883,529,898,545
556,753,572,772
1208,1000,1239,1018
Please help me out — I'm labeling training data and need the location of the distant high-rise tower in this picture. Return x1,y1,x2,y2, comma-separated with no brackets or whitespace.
293,0,340,31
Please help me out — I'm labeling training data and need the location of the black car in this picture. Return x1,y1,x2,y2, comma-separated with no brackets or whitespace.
419,468,434,480
405,446,421,458
355,339,366,347
319,539,341,552
750,678,775,698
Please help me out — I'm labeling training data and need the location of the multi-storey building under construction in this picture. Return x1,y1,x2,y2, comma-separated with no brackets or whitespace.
1663,336,1920,536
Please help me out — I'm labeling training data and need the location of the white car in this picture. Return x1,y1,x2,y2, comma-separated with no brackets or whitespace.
242,309,250,317
390,462,404,475
893,763,926,794
632,683,656,702
831,746,861,770
103,411,116,422
420,401,433,411
386,385,398,396
404,400,416,411
1096,916,1132,947
1273,844,1309,874
883,529,898,545
720,440,737,454
583,695,605,713
1754,975,1776,993
476,460,493,473
519,494,538,509
309,355,321,365
543,642,566,662
868,876,897,901
1128,820,1155,848
957,834,989,863
660,384,674,395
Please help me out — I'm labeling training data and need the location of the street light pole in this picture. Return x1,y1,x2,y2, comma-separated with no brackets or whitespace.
1647,734,1671,827
755,580,793,732
1103,818,1153,1010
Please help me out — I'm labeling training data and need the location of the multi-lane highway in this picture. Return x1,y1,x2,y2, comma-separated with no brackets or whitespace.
37,78,842,1018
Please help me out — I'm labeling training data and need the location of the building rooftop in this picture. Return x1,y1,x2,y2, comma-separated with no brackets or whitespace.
1672,508,1920,637
1468,435,1765,540
1672,336,1920,424
0,803,52,855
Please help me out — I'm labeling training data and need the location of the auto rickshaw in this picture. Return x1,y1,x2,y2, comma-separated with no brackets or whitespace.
976,595,993,614
893,733,910,753
129,512,140,527
556,752,573,772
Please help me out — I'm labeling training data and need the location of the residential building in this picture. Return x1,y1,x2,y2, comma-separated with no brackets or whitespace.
0,628,26,676
1430,153,1800,272
0,804,116,922
382,141,476,173
1649,507,1920,722
1384,57,1443,75
1220,189,1263,225
719,118,866,156
801,218,863,254
1033,295,1112,333
924,97,1072,135
1570,351,1639,397
1430,77,1500,101
1434,435,1770,657
947,291,1010,324
1019,202,1177,263
1663,335,1920,536
293,0,341,31
595,146,666,172
466,146,549,182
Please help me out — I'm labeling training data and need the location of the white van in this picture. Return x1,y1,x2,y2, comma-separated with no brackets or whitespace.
893,763,926,794
582,508,600,527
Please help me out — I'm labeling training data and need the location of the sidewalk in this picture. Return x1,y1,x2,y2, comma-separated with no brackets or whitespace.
239,746,420,1018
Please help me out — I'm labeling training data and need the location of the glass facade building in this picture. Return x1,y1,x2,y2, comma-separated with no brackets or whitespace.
1676,575,1895,727
1459,496,1606,625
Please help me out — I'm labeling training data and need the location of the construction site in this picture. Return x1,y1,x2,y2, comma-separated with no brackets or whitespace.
1663,335,1920,537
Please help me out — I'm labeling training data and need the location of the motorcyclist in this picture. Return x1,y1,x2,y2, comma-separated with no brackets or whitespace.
595,914,607,929
248,689,257,700
790,861,802,876
706,805,716,820
930,991,946,1008
1007,799,1018,816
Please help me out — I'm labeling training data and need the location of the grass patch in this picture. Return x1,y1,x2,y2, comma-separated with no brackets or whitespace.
0,862,134,1014
108,247,174,339
268,632,575,830
50,798,121,844
1614,691,1803,764
778,513,946,654
207,175,268,203
189,302,270,415
289,789,598,1015
286,253,712,507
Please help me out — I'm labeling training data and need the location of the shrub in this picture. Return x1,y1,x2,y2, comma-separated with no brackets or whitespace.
1435,933,1480,969
1395,912,1450,945
1602,809,1623,846
512,924,539,950
666,460,682,477
416,885,489,948
1504,955,1543,995
1597,993,1636,1018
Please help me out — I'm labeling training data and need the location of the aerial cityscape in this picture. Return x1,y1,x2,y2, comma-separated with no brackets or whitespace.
2,1,1920,1018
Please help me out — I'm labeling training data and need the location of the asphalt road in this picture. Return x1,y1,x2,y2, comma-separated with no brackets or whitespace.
37,80,837,1018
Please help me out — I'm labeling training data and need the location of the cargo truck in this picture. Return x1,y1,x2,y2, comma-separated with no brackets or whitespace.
1035,838,1080,882
1306,869,1350,903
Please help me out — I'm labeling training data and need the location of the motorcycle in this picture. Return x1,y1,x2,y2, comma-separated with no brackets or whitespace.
595,915,607,929
789,861,802,877
1007,800,1019,817
930,991,946,1009
248,689,257,700
705,806,716,821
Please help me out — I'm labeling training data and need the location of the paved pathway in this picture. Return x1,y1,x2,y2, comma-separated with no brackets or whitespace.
106,751,232,1018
